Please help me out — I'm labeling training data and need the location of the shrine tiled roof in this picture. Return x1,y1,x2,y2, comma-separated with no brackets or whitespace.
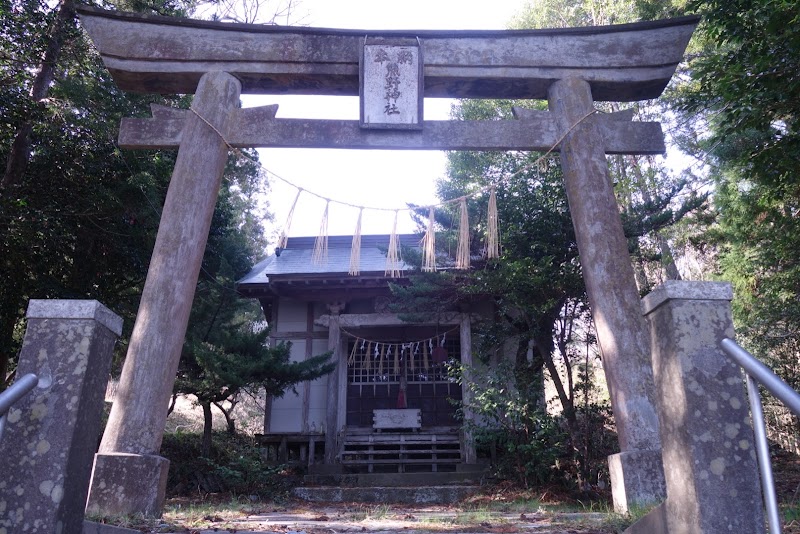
237,234,421,285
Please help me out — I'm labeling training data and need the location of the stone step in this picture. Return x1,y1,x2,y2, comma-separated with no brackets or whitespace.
293,484,481,504
304,466,490,487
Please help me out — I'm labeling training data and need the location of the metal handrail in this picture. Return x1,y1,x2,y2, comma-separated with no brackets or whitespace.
721,338,800,534
0,373,39,443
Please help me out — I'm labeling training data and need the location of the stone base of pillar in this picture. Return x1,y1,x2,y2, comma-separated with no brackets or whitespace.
623,502,668,534
86,453,170,517
608,449,666,513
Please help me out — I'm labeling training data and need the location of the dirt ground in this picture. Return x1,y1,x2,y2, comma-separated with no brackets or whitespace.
141,482,624,534
155,502,618,534
106,445,800,534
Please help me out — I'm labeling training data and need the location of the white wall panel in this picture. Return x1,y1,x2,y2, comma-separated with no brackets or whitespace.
276,298,308,332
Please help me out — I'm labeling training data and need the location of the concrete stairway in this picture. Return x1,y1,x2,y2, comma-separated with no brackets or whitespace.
294,427,489,504
296,467,489,503
293,483,482,504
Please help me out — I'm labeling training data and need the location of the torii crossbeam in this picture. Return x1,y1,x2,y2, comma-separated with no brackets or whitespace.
76,5,699,518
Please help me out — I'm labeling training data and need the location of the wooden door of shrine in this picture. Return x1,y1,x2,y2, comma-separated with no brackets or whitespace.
345,336,462,428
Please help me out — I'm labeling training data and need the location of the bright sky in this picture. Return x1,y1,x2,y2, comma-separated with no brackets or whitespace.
243,0,528,243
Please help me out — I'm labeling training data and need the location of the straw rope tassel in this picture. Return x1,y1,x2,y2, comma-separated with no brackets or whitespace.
278,188,303,249
348,341,358,366
312,200,330,265
487,186,500,259
456,196,470,269
393,344,399,374
385,210,401,278
360,344,365,395
349,208,363,276
422,206,436,272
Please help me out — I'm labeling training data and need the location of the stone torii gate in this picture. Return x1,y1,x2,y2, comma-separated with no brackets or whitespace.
76,6,698,517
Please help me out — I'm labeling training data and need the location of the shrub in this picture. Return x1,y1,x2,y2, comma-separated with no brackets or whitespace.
455,361,568,487
455,360,617,492
160,431,297,498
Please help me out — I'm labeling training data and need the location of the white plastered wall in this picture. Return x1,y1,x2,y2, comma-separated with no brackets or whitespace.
307,338,330,432
268,298,330,433
269,338,307,432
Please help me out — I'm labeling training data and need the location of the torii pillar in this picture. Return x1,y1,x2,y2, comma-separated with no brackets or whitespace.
549,78,664,511
86,71,241,517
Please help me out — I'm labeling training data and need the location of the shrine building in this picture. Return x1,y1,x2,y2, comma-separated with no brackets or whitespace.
237,234,488,473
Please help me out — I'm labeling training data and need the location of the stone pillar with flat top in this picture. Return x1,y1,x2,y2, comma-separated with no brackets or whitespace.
0,300,121,534
86,71,241,517
548,77,665,511
625,281,765,534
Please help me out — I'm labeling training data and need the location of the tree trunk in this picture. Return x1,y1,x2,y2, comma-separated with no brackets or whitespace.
201,402,213,457
166,393,178,416
659,235,682,281
538,333,575,424
626,155,682,281
2,0,76,192
0,356,7,390
0,294,25,390
69,224,99,294
213,401,236,434
513,333,545,412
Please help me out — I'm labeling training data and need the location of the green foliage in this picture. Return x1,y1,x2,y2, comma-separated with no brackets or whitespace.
511,0,638,28
176,316,334,411
160,431,296,497
562,400,618,491
680,0,800,195
667,0,800,400
455,359,616,492
0,0,284,403
388,269,471,323
178,320,334,404
0,0,210,386
457,361,568,488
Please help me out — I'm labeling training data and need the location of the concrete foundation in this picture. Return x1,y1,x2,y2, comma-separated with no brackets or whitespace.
85,453,170,517
293,485,479,504
304,467,489,488
608,449,666,513
83,521,141,534
627,281,766,534
0,300,122,534
308,464,344,475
